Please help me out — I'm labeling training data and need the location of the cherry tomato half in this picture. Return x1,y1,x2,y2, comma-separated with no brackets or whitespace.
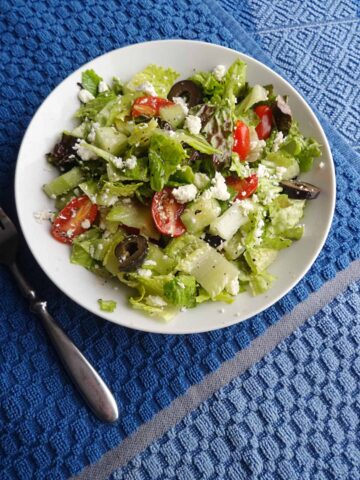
226,174,259,200
151,188,186,238
254,105,273,140
51,195,98,244
232,120,250,161
131,96,174,118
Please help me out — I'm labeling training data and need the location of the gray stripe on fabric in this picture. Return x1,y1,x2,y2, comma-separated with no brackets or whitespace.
72,258,360,480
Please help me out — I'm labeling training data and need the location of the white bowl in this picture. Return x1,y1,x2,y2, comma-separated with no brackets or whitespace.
15,40,335,334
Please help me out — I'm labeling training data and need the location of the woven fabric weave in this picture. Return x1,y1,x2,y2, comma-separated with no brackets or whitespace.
112,279,360,480
0,1,359,479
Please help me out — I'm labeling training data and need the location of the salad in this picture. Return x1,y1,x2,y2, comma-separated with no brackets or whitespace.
43,60,322,321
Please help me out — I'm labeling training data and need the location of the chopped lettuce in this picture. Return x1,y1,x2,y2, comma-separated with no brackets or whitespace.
249,271,276,295
124,64,179,98
75,91,117,120
81,69,103,97
148,132,186,191
269,195,305,234
98,299,117,312
236,84,268,113
164,274,197,308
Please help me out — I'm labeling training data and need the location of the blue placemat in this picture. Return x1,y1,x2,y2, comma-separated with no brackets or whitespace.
112,279,360,480
0,1,359,479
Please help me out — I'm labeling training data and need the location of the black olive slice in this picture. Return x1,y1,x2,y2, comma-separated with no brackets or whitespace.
168,80,203,107
280,180,321,200
271,95,292,135
204,233,225,248
115,235,149,272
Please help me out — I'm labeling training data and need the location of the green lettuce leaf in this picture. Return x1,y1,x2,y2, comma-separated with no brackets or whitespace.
148,132,186,191
82,69,102,97
222,59,247,107
164,274,197,308
124,65,179,98
269,195,305,234
98,299,117,312
249,271,276,295
75,91,117,120
176,131,221,155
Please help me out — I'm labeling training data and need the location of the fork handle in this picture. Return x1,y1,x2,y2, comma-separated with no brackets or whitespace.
9,262,119,423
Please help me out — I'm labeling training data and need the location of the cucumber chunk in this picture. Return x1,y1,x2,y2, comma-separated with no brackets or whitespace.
159,104,186,129
209,202,250,240
178,243,239,298
181,197,221,233
95,127,128,156
43,166,84,197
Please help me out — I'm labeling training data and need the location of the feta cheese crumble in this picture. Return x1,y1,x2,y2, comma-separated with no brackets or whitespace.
319,161,325,169
124,156,137,170
73,140,98,161
98,81,109,93
184,115,202,135
78,89,95,103
246,127,266,163
33,210,55,223
213,64,226,81
87,122,100,143
81,219,91,229
137,268,152,278
203,172,230,201
173,96,189,115
146,295,167,307
111,156,124,169
272,131,284,152
172,184,198,204
136,81,157,97
227,278,240,296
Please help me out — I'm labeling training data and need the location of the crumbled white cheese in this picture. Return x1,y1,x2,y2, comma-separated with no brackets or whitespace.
213,64,226,81
87,122,100,143
137,268,152,277
98,81,109,93
33,210,55,223
253,218,265,245
319,161,325,169
73,141,98,161
136,81,157,96
227,278,240,296
125,156,137,170
167,130,176,137
272,131,284,152
257,163,270,178
173,96,189,115
185,115,202,135
203,172,230,201
194,172,210,189
146,295,167,307
66,228,74,238
275,166,288,180
234,198,255,214
112,156,124,169
246,127,266,163
81,219,91,229
78,89,95,103
144,260,156,266
172,184,198,204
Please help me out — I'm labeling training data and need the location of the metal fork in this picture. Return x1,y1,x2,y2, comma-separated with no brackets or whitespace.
0,208,118,423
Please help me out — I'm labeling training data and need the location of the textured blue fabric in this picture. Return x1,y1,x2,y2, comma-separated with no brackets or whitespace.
0,1,359,479
221,0,360,154
112,279,360,480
